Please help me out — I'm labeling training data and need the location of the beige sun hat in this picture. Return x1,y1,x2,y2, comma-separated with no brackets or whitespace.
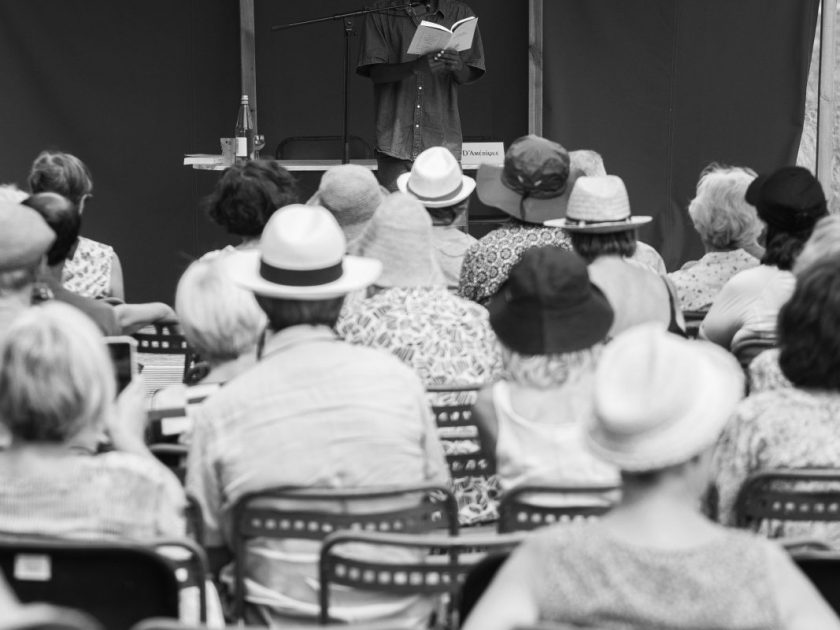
0,201,56,271
547,175,652,233
224,204,382,300
355,192,446,288
586,323,744,472
307,164,385,246
397,146,476,208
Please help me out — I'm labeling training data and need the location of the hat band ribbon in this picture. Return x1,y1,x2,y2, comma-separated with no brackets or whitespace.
407,180,463,202
564,216,632,226
259,260,343,287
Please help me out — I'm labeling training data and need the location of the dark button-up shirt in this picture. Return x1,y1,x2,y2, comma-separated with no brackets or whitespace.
357,0,485,161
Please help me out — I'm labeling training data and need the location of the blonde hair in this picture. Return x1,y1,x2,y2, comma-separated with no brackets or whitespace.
0,302,113,442
794,214,840,276
175,258,265,363
688,165,761,250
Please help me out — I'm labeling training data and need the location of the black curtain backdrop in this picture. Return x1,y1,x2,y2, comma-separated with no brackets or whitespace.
543,1,820,269
0,0,239,303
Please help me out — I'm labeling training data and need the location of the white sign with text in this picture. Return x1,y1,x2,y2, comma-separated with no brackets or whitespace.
461,142,505,167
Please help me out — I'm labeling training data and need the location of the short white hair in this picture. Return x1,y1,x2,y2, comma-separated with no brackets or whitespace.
0,302,113,442
794,214,840,276
175,257,266,363
688,165,761,250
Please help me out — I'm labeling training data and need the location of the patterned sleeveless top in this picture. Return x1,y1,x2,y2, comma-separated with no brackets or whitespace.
525,522,784,630
62,236,114,298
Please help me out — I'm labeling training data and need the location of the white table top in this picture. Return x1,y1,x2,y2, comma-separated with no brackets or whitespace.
183,156,483,172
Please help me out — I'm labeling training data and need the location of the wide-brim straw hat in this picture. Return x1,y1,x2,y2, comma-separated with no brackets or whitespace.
225,204,381,300
396,146,476,208
477,134,606,224
547,174,652,234
586,324,744,472
487,247,613,355
307,164,385,246
355,192,446,288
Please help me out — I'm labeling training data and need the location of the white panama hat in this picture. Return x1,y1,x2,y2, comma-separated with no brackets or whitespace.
586,323,744,472
546,175,652,233
397,147,476,209
224,204,382,300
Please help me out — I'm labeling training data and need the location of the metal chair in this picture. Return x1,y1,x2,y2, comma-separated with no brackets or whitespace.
231,484,459,621
682,309,708,340
790,550,840,616
318,530,526,627
0,537,204,630
497,484,620,533
731,335,777,371
132,323,192,397
734,469,840,531
426,385,490,480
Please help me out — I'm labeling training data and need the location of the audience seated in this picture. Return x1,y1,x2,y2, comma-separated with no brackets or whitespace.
458,135,604,305
472,247,618,492
28,150,124,300
749,214,840,393
551,175,682,336
714,256,840,545
187,204,449,625
0,302,186,539
202,159,298,253
339,192,502,386
23,193,175,334
397,146,477,288
308,163,384,251
150,256,265,435
0,202,54,340
463,325,839,630
701,166,827,349
669,164,763,311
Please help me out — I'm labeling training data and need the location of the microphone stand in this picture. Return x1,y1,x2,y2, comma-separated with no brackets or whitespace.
272,3,422,164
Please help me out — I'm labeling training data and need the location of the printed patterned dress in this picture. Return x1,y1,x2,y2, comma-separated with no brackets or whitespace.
62,236,114,298
668,249,759,311
337,286,504,524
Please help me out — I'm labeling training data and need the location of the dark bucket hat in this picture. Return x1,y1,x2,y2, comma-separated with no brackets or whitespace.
488,246,614,355
745,166,828,232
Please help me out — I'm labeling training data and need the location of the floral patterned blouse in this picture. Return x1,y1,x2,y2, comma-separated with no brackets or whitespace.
668,249,759,311
713,387,840,545
748,348,793,394
62,236,114,298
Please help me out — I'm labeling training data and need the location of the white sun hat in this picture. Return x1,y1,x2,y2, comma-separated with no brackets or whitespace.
224,204,382,300
397,147,476,209
586,323,744,472
546,175,652,233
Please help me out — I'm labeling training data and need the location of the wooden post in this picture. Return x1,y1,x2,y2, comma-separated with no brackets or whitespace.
528,0,543,136
240,0,258,131
817,0,836,194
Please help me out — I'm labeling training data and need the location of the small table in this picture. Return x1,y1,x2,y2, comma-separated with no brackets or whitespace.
183,156,481,172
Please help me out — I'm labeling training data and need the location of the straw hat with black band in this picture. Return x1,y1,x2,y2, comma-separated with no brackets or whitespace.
487,246,614,356
224,204,382,300
546,175,651,234
476,135,606,224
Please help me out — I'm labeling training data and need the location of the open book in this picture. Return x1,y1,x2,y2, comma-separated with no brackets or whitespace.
407,16,477,56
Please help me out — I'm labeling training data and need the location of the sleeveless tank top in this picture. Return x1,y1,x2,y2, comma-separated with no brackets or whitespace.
62,236,114,299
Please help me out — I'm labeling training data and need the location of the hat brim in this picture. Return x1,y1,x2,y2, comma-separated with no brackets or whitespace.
223,250,382,300
396,173,476,208
585,339,743,472
477,165,584,224
545,216,652,234
487,284,614,355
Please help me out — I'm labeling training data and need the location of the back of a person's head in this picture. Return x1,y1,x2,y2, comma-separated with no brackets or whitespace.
0,184,28,204
175,257,266,363
28,150,93,205
205,160,298,237
0,302,113,443
688,164,760,251
778,256,840,391
22,192,80,266
793,214,840,277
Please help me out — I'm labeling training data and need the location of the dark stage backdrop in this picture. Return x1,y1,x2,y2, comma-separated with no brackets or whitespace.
0,0,240,303
543,0,820,270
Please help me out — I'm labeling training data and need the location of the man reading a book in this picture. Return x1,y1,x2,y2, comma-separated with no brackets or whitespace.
358,0,485,191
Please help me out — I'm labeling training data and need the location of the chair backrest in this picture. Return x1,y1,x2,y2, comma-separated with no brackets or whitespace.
0,538,181,630
231,484,459,621
318,530,526,626
791,551,840,616
132,323,191,397
734,469,840,531
682,309,708,339
497,484,620,533
0,605,103,630
731,335,777,371
275,135,373,160
426,385,490,480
